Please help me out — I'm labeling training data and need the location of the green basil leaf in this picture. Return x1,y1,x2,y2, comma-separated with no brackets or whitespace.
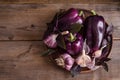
102,62,109,72
70,65,81,77
70,23,83,33
56,34,66,50
41,49,56,56
100,57,111,63
104,58,111,62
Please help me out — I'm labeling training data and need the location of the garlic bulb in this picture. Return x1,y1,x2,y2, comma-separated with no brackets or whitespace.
55,53,74,71
76,49,91,67
44,34,58,48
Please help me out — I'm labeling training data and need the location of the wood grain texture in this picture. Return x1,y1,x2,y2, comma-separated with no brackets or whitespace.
0,41,119,80
0,0,49,4
0,1,119,80
0,0,119,4
0,4,119,40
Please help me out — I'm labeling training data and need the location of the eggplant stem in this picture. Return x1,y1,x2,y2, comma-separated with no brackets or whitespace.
70,33,76,42
91,10,96,15
79,11,83,16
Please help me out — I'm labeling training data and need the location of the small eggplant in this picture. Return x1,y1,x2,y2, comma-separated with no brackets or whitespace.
65,33,83,55
55,53,74,71
84,15,106,53
59,8,79,23
57,8,83,31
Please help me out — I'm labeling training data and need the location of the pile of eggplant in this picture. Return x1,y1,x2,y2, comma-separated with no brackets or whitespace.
43,8,113,77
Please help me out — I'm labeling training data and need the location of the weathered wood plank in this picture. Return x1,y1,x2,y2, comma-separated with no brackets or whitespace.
0,0,119,4
94,0,120,4
0,0,49,4
0,41,119,80
67,0,120,4
0,4,119,40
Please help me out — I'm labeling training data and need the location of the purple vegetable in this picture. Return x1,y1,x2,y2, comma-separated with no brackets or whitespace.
65,33,83,55
84,15,106,53
59,8,78,23
55,53,74,71
57,8,83,31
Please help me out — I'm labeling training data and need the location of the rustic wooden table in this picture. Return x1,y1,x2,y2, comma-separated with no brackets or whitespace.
0,0,120,80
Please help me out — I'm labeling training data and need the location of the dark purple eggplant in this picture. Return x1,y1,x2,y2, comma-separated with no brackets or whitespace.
84,15,106,54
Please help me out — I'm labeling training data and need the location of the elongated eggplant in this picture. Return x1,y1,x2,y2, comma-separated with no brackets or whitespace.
84,15,106,54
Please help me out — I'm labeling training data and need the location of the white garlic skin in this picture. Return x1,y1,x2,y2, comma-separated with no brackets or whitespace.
76,49,91,67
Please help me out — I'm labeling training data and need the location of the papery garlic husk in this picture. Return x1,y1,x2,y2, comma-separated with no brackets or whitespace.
76,49,91,67
87,58,96,70
44,34,58,48
94,50,102,58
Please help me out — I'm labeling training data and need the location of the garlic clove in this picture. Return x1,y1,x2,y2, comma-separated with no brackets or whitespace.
94,50,102,58
94,45,107,58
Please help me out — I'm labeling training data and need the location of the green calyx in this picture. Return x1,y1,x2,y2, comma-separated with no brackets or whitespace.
79,11,83,16
91,10,96,15
67,33,76,42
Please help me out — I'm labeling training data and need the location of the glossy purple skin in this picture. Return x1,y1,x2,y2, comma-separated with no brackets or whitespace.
84,15,106,53
59,8,79,23
57,8,83,31
65,33,83,55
